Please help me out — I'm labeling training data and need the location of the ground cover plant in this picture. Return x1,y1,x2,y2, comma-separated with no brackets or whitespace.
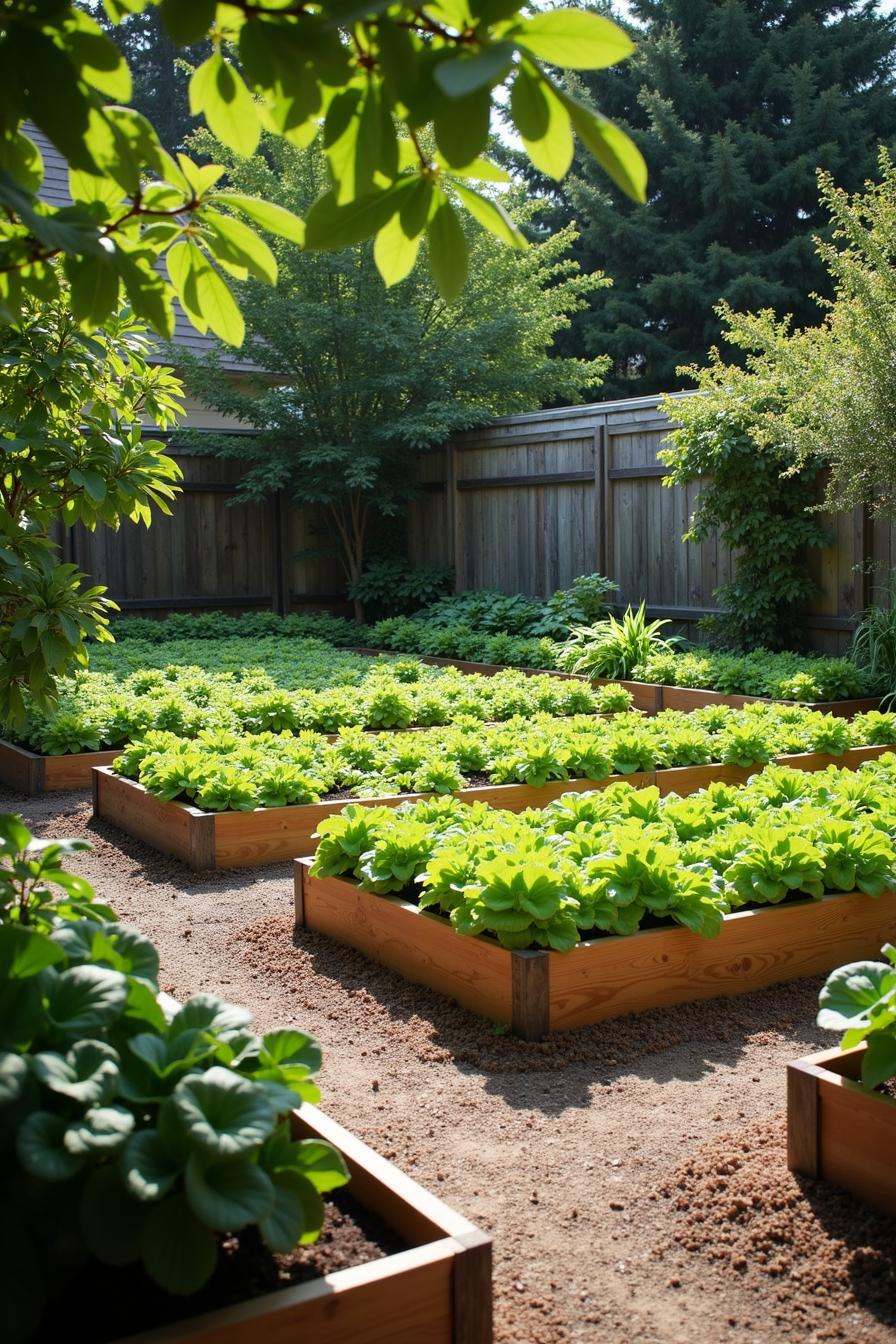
309,754,896,950
110,705,896,813
6,650,631,757
0,814,347,1343
108,607,880,698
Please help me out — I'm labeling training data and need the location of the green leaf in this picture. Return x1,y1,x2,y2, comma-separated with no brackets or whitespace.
63,251,121,330
259,1169,324,1253
438,155,510,183
509,10,634,70
374,201,425,286
201,210,277,285
17,1111,85,1182
818,960,895,1032
80,1165,145,1267
862,1033,896,1090
434,88,491,167
166,241,245,348
185,1153,275,1231
123,1129,183,1202
140,1194,218,1295
305,180,413,250
64,1104,135,1155
159,0,216,44
434,43,514,98
261,1030,322,1073
221,194,306,244
45,964,128,1034
0,925,65,979
509,66,574,180
168,993,252,1041
173,1066,277,1157
427,197,468,303
558,93,647,203
65,11,133,101
451,182,528,249
294,1138,350,1193
190,51,260,160
31,1040,120,1104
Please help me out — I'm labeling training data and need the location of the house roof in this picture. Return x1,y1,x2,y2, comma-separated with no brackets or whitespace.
30,124,260,375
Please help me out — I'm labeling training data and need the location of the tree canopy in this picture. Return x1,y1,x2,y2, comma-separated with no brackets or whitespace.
553,0,896,398
0,0,646,343
177,131,606,606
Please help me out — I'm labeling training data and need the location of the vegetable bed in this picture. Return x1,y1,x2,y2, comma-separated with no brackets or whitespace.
93,740,893,870
591,678,881,718
296,871,896,1039
787,1044,896,1215
115,1103,491,1344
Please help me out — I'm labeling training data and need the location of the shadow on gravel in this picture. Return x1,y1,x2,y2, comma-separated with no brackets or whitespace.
796,1176,896,1330
231,915,829,1113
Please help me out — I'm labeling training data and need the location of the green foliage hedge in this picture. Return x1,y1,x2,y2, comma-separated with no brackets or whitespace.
311,755,896,950
111,705,896,813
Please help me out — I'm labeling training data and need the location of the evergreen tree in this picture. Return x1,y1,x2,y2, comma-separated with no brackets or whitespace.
557,0,896,398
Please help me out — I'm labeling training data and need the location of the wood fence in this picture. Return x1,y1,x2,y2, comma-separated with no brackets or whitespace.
406,393,896,654
63,396,896,651
61,438,346,614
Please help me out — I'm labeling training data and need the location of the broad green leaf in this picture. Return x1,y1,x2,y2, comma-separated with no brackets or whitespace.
80,1165,145,1266
559,93,647,202
427,197,468,303
190,51,260,159
123,1130,183,1202
45,964,129,1034
221,194,306,244
374,211,423,286
185,1152,275,1231
305,180,413,250
159,0,216,44
65,10,133,101
259,1169,324,1253
862,1032,896,1089
167,241,245,347
438,154,510,183
818,960,895,1032
261,1029,321,1073
294,1138,350,1193
202,210,278,285
141,1195,218,1295
31,1040,120,1104
508,10,634,70
510,66,573,180
434,87,491,167
434,43,514,98
17,1111,84,1181
452,183,527,249
64,1104,135,1155
0,925,65,979
173,1066,276,1157
168,993,253,1041
65,249,120,330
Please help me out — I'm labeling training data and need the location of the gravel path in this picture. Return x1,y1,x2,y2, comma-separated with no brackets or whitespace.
10,784,896,1344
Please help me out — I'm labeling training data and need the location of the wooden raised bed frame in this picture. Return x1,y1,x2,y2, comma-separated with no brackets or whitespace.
0,737,119,796
787,1043,896,1215
296,866,896,1041
119,1102,491,1344
92,745,893,871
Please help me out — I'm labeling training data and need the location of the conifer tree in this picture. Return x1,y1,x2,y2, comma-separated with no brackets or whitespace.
558,0,896,397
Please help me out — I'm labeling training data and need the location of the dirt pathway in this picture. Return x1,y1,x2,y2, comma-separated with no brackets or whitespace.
9,785,896,1344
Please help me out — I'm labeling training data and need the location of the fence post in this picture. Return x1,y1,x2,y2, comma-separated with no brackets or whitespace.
271,489,290,615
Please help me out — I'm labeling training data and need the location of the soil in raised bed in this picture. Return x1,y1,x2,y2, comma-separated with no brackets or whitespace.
14,784,896,1344
35,1189,405,1343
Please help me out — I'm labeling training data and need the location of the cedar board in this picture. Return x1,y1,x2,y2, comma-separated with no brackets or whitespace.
93,745,893,871
297,865,896,1040
0,737,119,795
787,1044,896,1214
115,1103,491,1344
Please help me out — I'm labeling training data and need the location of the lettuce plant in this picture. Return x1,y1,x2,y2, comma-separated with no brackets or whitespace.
0,816,347,1340
818,944,896,1088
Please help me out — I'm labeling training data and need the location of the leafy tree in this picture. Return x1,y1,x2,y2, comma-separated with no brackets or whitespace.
555,0,896,398
0,1,646,343
0,287,183,721
177,133,607,618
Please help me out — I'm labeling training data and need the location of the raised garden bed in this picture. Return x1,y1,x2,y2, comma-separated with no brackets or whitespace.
0,736,120,795
787,1043,896,1215
117,1102,491,1344
295,865,896,1040
349,646,583,681
591,679,882,718
92,745,892,871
